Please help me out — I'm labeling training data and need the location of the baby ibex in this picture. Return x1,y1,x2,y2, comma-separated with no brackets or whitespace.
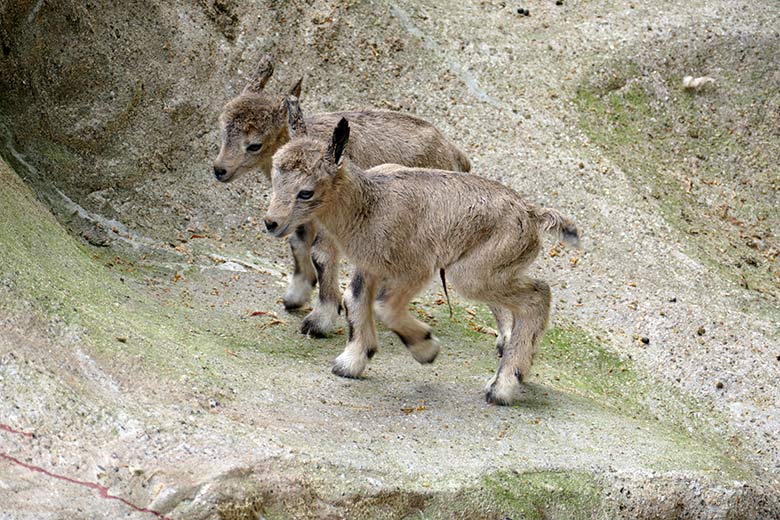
213,55,470,336
265,99,581,405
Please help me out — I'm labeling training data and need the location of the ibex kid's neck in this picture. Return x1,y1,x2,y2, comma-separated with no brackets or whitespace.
315,162,380,246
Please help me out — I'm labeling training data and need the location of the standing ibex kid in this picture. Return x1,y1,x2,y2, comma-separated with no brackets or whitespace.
264,99,581,405
213,55,470,337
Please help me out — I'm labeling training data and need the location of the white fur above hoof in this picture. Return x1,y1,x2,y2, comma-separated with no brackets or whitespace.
485,373,522,406
283,277,315,311
332,349,369,379
409,335,440,364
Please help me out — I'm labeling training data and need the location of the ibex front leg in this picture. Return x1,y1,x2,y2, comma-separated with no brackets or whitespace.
374,276,440,364
283,223,317,311
301,232,342,337
332,270,378,378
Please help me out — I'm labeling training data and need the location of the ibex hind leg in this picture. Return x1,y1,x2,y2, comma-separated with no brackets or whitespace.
489,304,514,358
485,278,550,405
448,247,548,406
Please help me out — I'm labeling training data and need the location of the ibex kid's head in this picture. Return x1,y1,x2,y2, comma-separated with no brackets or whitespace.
264,97,350,237
212,55,303,182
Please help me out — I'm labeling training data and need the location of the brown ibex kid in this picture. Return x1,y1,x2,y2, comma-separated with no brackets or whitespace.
264,99,581,405
213,55,470,337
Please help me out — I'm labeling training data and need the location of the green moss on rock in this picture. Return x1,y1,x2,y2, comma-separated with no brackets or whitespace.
575,43,780,313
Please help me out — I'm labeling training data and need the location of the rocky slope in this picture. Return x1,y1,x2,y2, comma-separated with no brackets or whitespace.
1,0,778,518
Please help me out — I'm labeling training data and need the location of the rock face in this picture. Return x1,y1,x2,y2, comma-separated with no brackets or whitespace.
1,1,779,518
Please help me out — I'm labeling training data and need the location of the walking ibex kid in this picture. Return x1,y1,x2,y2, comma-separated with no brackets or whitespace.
264,99,581,405
213,55,470,337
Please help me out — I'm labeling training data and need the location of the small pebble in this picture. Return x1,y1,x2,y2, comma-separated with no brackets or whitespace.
640,337,650,345
116,336,127,343
556,0,563,4
697,326,706,336
668,297,677,303
517,8,530,15
716,381,724,390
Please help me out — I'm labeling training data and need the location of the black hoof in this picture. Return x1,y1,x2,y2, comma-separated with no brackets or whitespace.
485,388,512,406
283,299,305,312
485,372,523,405
419,349,438,364
300,315,329,338
331,363,362,379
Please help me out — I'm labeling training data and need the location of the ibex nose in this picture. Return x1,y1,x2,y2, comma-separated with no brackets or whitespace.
264,219,279,233
213,166,228,181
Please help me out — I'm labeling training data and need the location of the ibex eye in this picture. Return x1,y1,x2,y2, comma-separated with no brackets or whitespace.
246,143,262,152
297,190,314,200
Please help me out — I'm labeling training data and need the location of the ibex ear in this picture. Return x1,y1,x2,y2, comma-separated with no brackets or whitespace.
243,54,274,94
286,96,308,138
289,77,303,98
327,118,350,168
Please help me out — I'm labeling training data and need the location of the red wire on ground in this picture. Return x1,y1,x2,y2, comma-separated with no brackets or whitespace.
1,422,170,519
